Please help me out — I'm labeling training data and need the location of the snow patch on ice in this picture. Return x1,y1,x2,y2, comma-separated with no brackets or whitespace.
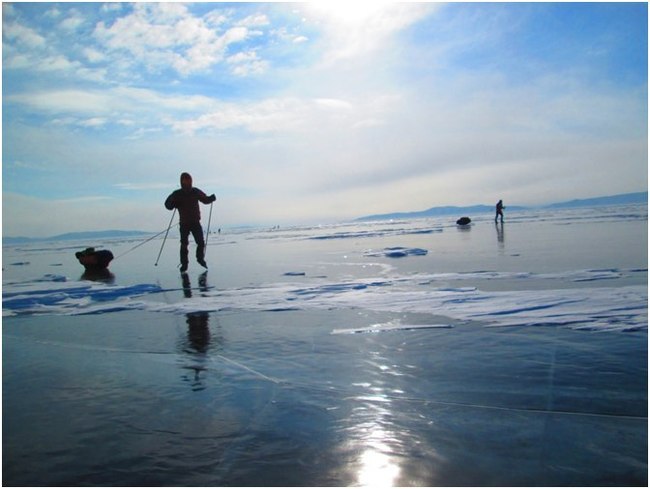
364,247,428,258
2,276,162,316
2,270,647,332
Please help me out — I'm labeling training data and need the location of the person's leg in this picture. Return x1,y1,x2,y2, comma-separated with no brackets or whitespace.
190,223,207,267
179,224,190,272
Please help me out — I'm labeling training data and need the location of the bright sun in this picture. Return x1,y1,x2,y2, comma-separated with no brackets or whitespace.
306,1,392,24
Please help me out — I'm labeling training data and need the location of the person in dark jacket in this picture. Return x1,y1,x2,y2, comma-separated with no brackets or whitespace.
495,199,505,223
165,172,216,272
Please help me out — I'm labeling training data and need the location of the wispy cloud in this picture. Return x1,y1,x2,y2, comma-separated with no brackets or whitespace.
114,182,171,191
168,96,368,134
54,195,113,204
5,86,219,135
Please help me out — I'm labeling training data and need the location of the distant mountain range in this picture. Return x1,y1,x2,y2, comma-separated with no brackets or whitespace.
3,230,149,246
544,192,648,208
355,191,647,222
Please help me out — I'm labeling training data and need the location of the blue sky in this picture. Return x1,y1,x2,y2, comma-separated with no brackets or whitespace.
3,2,648,236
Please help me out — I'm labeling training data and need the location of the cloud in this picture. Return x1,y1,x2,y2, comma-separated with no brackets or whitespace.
3,4,301,90
3,21,46,47
3,19,108,82
238,13,270,28
271,26,309,45
59,11,84,32
101,4,123,14
226,50,269,76
92,3,259,76
82,47,106,63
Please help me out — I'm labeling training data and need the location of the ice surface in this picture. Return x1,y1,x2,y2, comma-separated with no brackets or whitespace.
2,204,647,486
308,227,442,240
4,204,645,332
332,323,454,334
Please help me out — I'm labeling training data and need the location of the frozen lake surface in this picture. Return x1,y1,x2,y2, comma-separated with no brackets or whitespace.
3,205,648,485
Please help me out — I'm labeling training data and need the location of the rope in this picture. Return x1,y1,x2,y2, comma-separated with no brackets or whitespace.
113,219,177,261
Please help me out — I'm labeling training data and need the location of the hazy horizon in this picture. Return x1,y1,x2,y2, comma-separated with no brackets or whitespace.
3,191,647,240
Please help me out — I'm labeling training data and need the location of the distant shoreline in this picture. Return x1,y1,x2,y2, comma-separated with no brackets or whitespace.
3,230,149,246
355,191,647,222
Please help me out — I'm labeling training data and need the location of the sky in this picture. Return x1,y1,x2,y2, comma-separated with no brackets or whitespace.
3,1,648,237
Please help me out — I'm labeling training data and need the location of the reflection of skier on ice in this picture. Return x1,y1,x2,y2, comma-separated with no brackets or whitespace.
495,199,505,223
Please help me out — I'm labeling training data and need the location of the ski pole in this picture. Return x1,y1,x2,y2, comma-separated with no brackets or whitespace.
155,209,176,266
205,202,213,251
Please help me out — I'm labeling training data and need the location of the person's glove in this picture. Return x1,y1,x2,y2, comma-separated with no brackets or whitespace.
209,194,216,202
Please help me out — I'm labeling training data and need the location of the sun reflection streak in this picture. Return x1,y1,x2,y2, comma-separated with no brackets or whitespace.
349,358,406,487
356,427,401,487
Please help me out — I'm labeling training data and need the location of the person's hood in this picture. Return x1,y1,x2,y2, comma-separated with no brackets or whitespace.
180,172,192,189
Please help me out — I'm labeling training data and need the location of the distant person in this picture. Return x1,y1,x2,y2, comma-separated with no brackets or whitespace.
495,199,505,223
165,172,216,273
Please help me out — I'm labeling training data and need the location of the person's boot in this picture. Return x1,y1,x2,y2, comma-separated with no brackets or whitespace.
196,243,207,269
180,246,189,273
